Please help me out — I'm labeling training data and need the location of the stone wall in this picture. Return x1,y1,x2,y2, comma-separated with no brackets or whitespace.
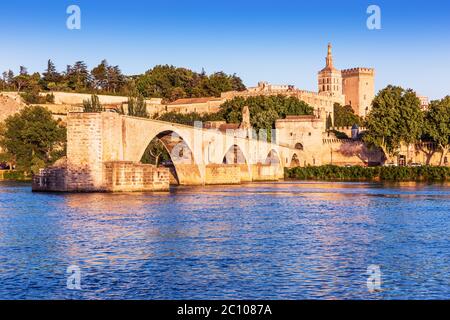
320,139,383,166
103,161,169,192
66,113,104,191
32,167,67,192
205,164,241,185
275,116,325,151
32,161,170,192
239,164,252,182
251,164,282,181
47,92,129,105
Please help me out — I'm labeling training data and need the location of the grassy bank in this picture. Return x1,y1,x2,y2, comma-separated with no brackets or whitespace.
0,170,32,181
285,165,450,182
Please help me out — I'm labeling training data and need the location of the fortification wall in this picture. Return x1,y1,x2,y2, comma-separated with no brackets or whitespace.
48,92,128,105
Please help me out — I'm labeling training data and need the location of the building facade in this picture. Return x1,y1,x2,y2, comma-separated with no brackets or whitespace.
221,43,375,119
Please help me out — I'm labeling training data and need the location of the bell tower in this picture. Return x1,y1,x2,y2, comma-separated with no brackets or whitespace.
318,43,342,96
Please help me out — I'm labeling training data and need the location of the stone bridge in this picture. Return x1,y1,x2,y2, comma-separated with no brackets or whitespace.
33,112,305,192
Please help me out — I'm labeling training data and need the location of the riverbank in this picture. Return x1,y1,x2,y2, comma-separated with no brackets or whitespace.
0,170,31,181
285,165,450,182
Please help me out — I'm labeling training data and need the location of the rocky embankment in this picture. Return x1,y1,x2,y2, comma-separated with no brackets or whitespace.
0,92,25,122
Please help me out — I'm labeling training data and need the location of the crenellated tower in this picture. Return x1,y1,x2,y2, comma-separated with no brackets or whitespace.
342,67,375,117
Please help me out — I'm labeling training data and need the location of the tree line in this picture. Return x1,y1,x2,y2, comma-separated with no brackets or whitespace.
0,60,246,103
364,86,450,165
155,95,314,130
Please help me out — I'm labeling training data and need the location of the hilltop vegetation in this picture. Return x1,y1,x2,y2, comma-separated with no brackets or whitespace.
154,95,314,130
219,95,314,131
0,60,246,103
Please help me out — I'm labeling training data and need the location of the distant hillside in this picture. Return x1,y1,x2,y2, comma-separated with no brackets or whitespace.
0,93,25,122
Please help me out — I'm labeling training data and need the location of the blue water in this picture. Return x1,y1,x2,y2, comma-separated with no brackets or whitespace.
0,181,449,300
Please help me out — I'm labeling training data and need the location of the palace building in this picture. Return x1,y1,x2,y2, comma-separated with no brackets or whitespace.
221,43,375,120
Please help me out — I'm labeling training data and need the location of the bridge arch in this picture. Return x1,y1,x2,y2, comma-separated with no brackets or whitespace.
265,149,282,165
222,144,247,164
290,153,301,167
222,144,252,182
139,129,203,185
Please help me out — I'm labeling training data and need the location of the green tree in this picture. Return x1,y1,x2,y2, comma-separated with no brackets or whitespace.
91,60,126,94
326,114,333,130
141,138,170,166
424,96,450,165
91,59,109,91
2,70,15,90
107,65,126,93
13,66,32,92
219,95,314,131
202,72,236,97
0,106,66,173
135,65,246,102
333,103,361,127
65,61,91,91
127,94,148,118
364,85,423,161
42,59,62,89
83,94,104,112
155,111,223,126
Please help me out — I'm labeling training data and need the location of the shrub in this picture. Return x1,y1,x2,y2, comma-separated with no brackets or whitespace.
1,170,31,181
285,165,450,182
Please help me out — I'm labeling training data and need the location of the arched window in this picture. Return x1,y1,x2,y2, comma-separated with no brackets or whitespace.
294,143,304,150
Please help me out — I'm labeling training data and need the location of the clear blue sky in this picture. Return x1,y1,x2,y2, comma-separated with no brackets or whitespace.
1,0,449,99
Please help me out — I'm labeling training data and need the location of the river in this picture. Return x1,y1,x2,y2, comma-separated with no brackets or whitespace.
0,181,449,299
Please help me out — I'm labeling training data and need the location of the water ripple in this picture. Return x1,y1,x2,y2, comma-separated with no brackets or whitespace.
0,181,449,299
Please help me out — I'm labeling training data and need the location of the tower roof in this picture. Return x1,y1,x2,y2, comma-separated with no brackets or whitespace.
319,43,339,73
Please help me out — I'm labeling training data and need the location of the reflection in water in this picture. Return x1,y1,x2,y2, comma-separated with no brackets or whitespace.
0,181,449,299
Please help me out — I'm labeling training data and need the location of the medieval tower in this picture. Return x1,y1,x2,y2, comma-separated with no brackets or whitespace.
317,43,375,118
342,67,375,117
318,43,343,97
